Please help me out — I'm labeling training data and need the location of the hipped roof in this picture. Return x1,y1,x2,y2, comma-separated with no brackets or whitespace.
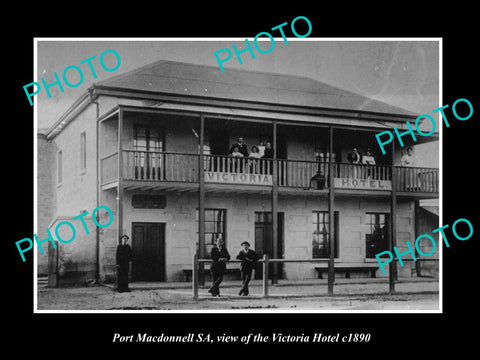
45,60,421,139
94,60,417,117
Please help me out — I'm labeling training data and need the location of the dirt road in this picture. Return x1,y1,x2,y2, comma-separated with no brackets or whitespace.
36,279,439,311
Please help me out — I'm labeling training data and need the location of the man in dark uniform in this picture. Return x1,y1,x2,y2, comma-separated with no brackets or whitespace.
236,241,259,296
208,237,230,296
116,234,133,293
347,147,360,163
347,147,362,178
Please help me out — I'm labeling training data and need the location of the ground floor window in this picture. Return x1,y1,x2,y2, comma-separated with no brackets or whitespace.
312,211,339,258
196,209,226,258
365,212,390,258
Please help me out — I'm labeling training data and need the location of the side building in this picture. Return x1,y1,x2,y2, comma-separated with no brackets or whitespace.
37,60,439,286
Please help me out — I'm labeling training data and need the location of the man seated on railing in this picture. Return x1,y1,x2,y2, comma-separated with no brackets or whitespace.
230,146,244,172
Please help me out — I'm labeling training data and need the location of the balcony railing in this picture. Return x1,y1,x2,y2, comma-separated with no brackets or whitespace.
100,150,439,193
394,166,439,193
123,150,198,182
100,152,118,185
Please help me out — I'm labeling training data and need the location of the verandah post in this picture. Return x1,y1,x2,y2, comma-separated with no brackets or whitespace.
327,126,335,295
272,120,278,285
263,254,269,298
389,140,397,293
116,107,124,246
193,253,199,300
198,114,206,286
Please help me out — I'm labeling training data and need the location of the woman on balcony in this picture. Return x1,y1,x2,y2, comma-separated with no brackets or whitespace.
400,147,419,190
258,141,266,158
362,149,376,179
248,146,262,173
261,142,274,175
262,141,274,159
400,146,417,167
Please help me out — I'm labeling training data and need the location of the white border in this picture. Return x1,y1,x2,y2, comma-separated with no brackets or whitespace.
33,37,442,314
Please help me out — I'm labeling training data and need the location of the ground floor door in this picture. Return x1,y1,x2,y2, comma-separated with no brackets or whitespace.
254,212,284,280
132,222,166,281
47,240,59,287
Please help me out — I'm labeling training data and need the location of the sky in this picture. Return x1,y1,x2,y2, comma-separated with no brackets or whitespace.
35,39,440,166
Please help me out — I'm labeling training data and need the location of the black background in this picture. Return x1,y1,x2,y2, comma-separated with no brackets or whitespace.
6,5,478,354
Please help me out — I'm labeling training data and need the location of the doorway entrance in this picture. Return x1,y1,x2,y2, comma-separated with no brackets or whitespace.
254,212,284,279
131,222,166,281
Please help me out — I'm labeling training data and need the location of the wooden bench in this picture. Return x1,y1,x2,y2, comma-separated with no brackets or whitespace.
314,265,378,279
183,268,241,282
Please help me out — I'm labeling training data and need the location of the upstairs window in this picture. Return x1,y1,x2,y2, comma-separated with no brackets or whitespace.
80,131,86,172
57,150,63,185
133,125,165,152
133,125,165,179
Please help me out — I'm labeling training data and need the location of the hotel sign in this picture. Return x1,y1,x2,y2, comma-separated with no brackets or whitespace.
205,171,273,186
334,178,392,190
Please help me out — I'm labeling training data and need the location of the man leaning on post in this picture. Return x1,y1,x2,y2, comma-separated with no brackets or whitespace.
236,241,259,296
208,236,230,296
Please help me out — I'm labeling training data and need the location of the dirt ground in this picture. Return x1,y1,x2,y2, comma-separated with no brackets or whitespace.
36,279,440,311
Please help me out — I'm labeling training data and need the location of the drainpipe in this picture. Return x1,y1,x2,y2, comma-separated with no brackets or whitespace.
90,88,101,284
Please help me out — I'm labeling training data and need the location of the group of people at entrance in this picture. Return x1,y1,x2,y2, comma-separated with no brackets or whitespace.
208,237,259,296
